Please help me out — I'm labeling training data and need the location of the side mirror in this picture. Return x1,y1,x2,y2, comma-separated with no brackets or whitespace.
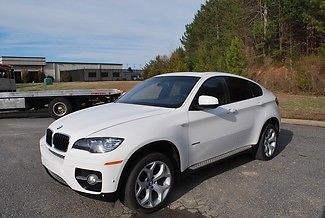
198,95,219,108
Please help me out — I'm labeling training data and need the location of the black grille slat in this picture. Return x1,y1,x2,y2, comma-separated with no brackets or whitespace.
53,133,69,152
46,129,53,146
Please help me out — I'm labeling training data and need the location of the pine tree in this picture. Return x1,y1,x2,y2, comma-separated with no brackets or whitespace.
168,48,189,72
225,37,247,76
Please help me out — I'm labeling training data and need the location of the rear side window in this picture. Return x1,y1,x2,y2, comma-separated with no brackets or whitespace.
250,82,263,97
226,77,253,103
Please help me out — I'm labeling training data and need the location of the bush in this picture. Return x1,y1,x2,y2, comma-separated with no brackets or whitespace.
61,74,72,82
38,71,46,82
295,67,313,92
46,76,55,82
21,72,31,83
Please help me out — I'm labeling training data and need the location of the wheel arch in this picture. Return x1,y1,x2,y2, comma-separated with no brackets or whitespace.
117,140,181,193
255,117,280,144
264,117,280,131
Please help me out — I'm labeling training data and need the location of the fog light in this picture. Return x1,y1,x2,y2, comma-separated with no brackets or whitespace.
75,168,102,192
87,174,99,185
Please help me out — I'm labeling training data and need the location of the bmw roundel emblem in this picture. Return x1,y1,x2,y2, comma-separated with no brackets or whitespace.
57,125,63,130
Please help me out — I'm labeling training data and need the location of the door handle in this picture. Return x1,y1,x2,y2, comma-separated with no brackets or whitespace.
227,108,237,114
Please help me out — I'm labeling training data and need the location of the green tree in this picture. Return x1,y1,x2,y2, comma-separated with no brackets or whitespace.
181,0,244,70
143,55,170,79
225,37,247,76
21,72,31,83
168,47,189,72
193,42,210,71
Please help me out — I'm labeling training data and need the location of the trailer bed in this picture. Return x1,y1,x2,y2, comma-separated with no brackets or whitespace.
0,89,121,99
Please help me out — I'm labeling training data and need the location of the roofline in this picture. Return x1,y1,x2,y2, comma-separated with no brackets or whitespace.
0,56,46,59
46,61,122,66
0,56,122,66
157,72,261,85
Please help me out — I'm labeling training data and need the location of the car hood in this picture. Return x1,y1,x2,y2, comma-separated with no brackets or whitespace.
49,103,173,138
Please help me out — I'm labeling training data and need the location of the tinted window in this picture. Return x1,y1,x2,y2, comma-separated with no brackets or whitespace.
88,72,96,78
193,77,229,106
117,76,200,108
250,82,263,97
226,77,253,103
101,72,109,77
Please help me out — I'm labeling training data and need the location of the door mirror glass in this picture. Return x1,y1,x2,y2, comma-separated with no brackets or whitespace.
198,95,219,107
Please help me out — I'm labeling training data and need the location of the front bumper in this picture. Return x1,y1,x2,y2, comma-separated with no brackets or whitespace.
40,136,123,194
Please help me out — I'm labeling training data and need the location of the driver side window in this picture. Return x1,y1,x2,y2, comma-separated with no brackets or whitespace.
192,77,230,108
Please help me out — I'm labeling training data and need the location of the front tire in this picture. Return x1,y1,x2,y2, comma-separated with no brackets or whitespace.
255,123,279,160
121,152,175,213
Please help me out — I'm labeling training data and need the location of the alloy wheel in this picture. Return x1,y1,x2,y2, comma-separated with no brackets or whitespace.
135,161,171,208
264,128,277,157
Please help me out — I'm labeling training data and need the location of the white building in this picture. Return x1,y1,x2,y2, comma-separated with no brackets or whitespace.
0,56,124,82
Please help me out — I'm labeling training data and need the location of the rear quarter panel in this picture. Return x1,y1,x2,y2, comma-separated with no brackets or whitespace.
249,88,281,145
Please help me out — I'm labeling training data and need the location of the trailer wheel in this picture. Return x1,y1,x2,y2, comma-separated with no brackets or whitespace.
49,97,72,119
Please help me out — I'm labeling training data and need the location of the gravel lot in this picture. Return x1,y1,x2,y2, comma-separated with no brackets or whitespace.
0,117,324,217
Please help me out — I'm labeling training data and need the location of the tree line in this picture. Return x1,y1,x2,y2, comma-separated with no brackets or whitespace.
143,0,324,92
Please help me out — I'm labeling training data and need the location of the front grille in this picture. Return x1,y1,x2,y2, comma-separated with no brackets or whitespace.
46,129,53,146
53,133,69,152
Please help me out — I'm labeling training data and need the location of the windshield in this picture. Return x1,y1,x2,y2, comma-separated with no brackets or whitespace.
117,76,200,108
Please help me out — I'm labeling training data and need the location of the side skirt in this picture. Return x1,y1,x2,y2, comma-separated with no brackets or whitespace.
189,145,253,170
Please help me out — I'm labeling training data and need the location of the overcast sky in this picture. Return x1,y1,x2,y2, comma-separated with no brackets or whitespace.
0,0,204,68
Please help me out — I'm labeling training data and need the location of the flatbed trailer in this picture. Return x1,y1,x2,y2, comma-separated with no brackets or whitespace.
0,89,122,119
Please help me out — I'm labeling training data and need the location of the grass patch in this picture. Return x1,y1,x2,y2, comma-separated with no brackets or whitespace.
17,81,325,121
276,93,325,121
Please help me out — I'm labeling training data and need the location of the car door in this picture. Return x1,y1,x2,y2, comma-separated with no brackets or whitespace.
188,76,240,165
224,77,263,148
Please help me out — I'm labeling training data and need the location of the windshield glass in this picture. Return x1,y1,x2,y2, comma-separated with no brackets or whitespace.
117,76,200,108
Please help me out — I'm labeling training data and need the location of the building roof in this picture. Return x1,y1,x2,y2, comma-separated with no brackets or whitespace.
1,56,46,59
0,56,122,66
46,61,122,66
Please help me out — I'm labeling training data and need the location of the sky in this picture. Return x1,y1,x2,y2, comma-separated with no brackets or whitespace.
0,0,205,68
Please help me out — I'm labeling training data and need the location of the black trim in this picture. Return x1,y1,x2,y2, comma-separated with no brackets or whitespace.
48,149,65,159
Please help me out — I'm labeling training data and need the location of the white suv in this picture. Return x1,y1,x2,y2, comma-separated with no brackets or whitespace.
40,72,280,213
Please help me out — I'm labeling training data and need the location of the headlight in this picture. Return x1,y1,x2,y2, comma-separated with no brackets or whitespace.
72,137,124,153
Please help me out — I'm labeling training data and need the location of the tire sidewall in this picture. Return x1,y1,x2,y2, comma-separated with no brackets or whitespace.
122,152,175,214
256,123,279,160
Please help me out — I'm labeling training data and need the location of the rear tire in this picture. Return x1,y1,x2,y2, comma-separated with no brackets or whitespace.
49,97,72,119
121,152,175,214
255,123,279,160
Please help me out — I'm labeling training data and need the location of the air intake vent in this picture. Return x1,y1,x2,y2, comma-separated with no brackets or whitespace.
53,133,69,152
